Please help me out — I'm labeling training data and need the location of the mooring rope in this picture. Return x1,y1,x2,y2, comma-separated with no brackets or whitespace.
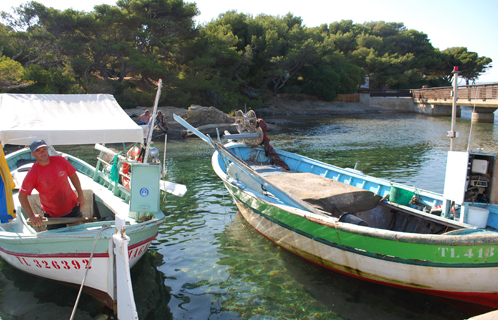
70,223,112,320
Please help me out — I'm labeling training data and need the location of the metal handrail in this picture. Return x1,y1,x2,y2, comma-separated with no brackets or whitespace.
411,84,498,101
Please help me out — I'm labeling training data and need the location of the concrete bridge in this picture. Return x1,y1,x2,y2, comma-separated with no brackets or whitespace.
359,84,498,122
411,84,498,122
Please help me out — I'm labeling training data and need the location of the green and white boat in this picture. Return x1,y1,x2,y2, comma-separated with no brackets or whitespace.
0,91,184,317
175,107,498,309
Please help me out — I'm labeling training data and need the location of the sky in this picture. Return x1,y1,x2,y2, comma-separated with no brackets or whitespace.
1,0,497,83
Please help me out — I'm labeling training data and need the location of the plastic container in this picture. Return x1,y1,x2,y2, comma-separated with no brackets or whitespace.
467,207,490,228
389,186,414,206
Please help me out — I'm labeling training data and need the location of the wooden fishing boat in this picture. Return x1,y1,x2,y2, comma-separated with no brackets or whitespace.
0,91,184,317
174,105,498,308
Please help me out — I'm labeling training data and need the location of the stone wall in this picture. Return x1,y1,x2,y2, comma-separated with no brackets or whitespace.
412,103,457,117
366,96,415,112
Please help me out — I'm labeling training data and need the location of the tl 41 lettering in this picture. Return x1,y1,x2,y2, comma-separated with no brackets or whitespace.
438,247,495,258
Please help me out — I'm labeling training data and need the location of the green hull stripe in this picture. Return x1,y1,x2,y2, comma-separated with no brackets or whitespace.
227,183,498,269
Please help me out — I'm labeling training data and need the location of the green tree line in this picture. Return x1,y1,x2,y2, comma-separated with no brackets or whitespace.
0,0,492,111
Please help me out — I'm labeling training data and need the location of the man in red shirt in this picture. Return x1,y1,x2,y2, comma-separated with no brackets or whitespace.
19,140,86,229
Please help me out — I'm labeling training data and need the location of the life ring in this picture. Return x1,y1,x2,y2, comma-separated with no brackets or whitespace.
121,146,140,190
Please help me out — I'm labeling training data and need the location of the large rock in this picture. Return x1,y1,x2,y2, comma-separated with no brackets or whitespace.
184,105,235,126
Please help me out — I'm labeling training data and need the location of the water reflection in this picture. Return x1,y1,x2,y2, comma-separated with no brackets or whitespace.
267,113,498,193
215,214,339,319
0,259,96,319
209,213,470,320
131,251,173,319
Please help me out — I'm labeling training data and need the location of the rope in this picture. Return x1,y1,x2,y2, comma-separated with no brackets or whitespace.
70,224,112,320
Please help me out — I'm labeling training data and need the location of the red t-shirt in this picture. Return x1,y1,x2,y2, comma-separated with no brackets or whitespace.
20,156,77,217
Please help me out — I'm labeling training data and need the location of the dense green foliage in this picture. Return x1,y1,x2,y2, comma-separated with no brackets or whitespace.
0,1,492,111
0,56,24,87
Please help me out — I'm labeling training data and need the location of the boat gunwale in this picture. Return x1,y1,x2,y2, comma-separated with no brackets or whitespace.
226,142,444,200
0,231,159,258
0,213,165,240
212,150,498,246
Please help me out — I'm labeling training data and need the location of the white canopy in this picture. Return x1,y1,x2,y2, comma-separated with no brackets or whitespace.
0,94,143,146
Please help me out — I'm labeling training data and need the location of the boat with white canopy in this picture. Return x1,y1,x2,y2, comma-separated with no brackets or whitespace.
0,89,184,318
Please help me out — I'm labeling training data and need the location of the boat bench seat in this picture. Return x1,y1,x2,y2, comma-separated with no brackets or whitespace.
27,189,95,220
80,173,130,218
265,172,382,215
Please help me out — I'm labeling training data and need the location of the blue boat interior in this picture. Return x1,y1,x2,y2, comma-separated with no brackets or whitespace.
218,143,498,235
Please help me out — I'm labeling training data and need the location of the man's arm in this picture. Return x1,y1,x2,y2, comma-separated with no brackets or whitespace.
18,193,43,227
68,173,85,208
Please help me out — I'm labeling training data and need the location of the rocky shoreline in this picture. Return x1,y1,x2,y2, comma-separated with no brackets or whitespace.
257,96,381,116
124,98,384,139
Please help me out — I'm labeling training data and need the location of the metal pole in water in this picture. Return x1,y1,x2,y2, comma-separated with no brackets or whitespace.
449,67,459,151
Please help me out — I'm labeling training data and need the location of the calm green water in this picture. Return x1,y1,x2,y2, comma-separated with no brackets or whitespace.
1,110,497,319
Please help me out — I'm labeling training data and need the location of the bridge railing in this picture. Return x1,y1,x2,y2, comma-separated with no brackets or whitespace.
411,84,498,102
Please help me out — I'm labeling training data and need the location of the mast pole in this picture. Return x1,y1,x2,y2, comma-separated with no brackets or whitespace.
449,67,459,151
144,79,163,163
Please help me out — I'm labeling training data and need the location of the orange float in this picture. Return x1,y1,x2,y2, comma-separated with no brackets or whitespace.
121,146,141,190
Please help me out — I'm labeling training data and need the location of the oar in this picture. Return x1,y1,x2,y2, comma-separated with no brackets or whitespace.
160,180,187,197
173,114,324,216
27,217,98,226
173,114,213,145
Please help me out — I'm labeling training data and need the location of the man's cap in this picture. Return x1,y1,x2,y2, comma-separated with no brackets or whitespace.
30,139,48,152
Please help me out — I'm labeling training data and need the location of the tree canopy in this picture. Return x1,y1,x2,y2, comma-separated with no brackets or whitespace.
0,2,492,111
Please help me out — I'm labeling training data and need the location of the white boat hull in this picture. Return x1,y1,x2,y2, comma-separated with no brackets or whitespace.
0,234,154,292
